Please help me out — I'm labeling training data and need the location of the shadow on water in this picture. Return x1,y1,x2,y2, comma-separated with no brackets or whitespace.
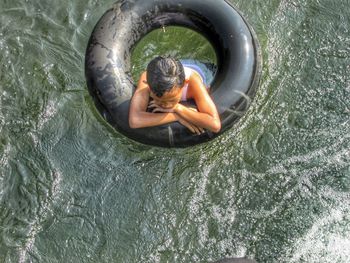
0,0,350,262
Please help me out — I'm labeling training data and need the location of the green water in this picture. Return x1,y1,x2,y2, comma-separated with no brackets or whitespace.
1,0,350,262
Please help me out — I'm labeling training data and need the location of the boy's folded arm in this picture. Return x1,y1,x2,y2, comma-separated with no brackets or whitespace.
129,90,179,128
179,73,221,133
174,104,221,133
129,110,178,128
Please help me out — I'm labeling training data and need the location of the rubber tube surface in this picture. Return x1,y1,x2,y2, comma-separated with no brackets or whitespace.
85,0,262,147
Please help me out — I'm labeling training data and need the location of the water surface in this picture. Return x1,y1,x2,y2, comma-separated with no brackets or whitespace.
0,0,349,262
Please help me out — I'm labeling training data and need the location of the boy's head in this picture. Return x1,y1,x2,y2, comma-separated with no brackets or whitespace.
146,56,185,98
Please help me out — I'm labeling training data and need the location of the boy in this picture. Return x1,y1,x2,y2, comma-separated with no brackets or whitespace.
129,56,221,134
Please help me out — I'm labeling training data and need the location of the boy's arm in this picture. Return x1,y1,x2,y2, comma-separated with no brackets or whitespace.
174,73,221,133
128,71,179,128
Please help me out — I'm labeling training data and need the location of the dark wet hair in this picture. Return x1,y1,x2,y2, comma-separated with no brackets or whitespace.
146,56,185,97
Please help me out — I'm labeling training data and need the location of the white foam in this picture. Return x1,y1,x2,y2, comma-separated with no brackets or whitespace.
289,207,350,262
18,168,63,262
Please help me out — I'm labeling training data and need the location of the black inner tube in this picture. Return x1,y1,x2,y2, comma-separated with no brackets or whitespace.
85,0,262,147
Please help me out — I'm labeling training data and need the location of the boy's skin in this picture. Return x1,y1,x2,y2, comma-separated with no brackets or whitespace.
129,70,221,134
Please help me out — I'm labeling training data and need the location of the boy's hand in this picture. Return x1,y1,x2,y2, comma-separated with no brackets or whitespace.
177,115,205,135
148,100,177,113
148,101,204,134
